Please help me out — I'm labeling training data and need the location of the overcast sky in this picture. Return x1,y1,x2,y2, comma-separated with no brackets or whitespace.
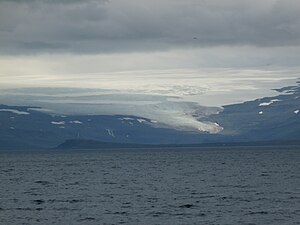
0,0,299,131
1,0,300,71
1,0,300,53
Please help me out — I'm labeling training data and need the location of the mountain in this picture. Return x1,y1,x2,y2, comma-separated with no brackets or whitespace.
208,83,300,142
0,106,208,150
0,83,299,150
55,139,152,150
56,139,300,150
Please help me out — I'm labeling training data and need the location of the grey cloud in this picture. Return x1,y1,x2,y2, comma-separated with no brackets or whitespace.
1,0,300,54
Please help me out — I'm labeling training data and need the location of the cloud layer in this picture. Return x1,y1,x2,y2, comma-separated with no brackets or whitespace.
1,0,300,54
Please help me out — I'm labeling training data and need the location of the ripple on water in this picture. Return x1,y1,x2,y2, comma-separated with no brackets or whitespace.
0,147,299,225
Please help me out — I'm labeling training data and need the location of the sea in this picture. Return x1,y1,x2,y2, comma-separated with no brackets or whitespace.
0,146,300,225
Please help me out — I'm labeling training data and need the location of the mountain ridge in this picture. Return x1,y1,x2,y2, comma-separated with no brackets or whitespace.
0,83,299,150
55,138,300,150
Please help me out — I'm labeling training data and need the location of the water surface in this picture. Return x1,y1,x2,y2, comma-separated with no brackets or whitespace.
1,146,300,224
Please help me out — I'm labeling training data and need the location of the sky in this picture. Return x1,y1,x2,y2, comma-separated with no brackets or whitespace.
0,0,300,132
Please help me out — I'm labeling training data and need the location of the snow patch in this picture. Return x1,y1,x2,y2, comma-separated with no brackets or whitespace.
259,102,272,106
259,99,281,106
120,117,148,124
28,108,53,113
51,121,65,125
119,117,135,121
137,118,146,123
69,120,83,124
0,109,30,115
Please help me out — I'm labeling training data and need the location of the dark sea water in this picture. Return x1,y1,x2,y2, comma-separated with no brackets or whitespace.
0,146,300,225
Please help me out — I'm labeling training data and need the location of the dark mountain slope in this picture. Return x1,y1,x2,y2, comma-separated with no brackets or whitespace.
0,83,299,150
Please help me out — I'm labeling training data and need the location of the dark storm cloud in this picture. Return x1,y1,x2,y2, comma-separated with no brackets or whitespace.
1,0,300,54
